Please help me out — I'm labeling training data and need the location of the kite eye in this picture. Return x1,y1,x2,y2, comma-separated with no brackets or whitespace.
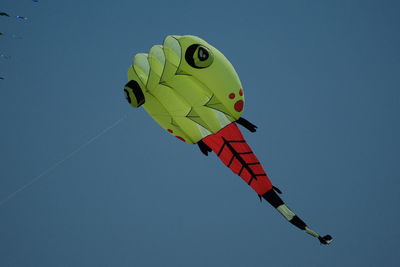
124,89,131,104
123,80,145,108
185,44,214,69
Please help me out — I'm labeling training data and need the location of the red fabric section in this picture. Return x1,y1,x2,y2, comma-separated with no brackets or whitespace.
202,123,273,195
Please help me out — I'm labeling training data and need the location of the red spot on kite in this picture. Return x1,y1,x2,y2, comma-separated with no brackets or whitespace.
176,136,186,142
234,100,244,112
229,93,235,99
167,129,173,133
239,89,243,96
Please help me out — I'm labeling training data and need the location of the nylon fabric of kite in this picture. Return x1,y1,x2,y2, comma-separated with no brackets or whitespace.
124,35,333,245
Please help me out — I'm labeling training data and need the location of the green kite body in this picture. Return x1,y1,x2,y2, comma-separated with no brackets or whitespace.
125,35,244,143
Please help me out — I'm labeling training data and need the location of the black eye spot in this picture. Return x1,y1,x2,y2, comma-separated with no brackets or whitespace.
185,44,213,69
124,80,145,107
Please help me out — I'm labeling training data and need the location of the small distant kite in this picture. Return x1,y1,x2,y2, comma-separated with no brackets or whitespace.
1,54,11,59
16,16,28,20
0,12,28,20
123,35,333,245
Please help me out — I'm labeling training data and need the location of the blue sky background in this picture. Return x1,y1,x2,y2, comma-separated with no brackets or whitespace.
1,0,399,266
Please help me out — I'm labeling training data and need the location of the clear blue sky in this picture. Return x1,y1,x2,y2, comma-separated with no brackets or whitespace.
1,0,399,266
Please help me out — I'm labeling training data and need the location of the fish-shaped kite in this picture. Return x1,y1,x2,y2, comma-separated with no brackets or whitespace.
124,35,332,244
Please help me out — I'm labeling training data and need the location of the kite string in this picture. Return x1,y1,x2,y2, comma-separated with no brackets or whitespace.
0,113,128,207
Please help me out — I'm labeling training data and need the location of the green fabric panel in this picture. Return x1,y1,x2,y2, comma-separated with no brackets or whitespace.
173,117,207,142
277,204,296,221
164,36,181,62
186,108,211,131
126,35,245,143
147,45,165,90
205,94,232,116
150,84,190,117
163,74,211,107
133,53,150,86
305,227,319,238
161,36,180,83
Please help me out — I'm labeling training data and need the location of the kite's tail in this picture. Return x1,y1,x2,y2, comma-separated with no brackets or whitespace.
262,189,333,245
202,123,273,194
202,122,332,245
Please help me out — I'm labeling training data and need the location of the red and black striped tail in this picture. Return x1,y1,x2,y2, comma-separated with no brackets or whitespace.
202,123,332,244
202,123,273,195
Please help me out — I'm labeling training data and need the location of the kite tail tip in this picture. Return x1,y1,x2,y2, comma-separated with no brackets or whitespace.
318,234,333,245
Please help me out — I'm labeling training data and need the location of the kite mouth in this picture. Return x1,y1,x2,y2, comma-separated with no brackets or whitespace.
234,100,244,112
